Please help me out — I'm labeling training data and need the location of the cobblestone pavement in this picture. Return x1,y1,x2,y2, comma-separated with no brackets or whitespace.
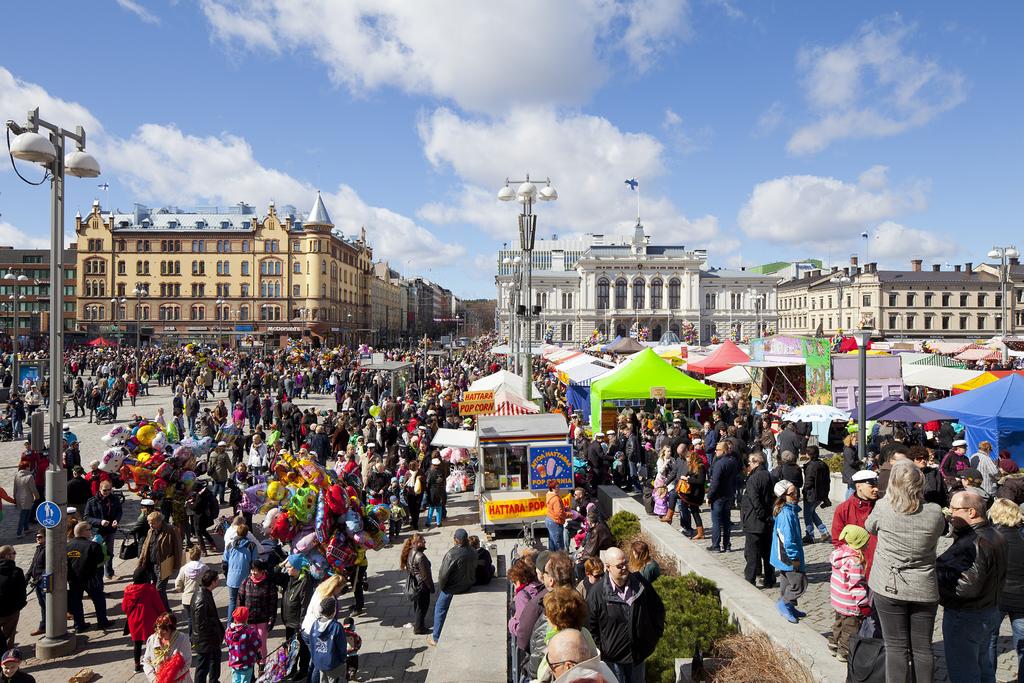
671,497,1020,683
0,382,511,682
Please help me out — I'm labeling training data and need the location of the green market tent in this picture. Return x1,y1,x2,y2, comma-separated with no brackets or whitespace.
589,347,716,431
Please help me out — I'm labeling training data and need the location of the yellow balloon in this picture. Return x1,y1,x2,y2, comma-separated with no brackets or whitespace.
136,452,151,464
267,481,289,502
137,424,158,448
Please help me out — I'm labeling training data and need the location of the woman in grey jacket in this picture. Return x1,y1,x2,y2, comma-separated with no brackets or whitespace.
865,462,945,683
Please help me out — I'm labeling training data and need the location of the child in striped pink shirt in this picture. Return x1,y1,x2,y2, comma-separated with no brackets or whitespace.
829,524,872,662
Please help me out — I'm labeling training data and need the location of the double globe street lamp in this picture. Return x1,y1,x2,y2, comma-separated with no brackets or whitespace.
498,176,557,405
7,107,100,659
988,245,1019,365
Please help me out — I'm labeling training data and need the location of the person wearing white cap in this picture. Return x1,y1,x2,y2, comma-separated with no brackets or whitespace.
769,479,806,623
830,469,879,576
939,439,970,483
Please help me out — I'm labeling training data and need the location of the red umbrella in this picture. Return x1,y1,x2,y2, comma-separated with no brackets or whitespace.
86,337,117,347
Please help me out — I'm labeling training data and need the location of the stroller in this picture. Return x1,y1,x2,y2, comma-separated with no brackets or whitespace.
95,403,115,424
0,417,12,442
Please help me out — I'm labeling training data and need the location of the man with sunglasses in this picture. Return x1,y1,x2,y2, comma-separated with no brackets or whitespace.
586,547,665,683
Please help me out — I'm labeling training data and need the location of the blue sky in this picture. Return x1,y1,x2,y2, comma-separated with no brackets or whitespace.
0,1,1021,299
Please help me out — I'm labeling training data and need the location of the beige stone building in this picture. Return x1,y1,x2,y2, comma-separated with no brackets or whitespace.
370,262,404,344
778,256,1013,339
75,194,376,347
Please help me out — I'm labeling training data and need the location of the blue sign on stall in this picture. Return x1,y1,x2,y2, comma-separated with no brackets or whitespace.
36,501,62,529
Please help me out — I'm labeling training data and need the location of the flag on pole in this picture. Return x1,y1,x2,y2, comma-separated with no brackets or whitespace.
624,178,638,190
98,183,110,191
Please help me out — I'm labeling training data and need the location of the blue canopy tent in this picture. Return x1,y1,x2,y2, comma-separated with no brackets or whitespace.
564,362,615,423
925,374,1024,463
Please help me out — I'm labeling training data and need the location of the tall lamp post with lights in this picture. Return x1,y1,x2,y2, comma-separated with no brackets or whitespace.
3,271,28,384
110,297,126,346
498,176,557,405
830,273,852,335
133,285,147,378
988,245,1019,365
7,107,101,658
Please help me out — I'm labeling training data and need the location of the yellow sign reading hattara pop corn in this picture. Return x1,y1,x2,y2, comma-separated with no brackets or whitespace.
459,390,495,415
485,493,571,521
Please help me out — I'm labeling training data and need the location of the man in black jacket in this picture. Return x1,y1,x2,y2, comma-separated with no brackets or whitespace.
429,528,476,646
740,453,776,588
0,546,27,651
777,422,802,458
191,570,225,683
936,491,1008,682
801,446,832,544
66,521,111,632
282,556,315,682
586,546,665,683
83,481,123,579
706,442,741,553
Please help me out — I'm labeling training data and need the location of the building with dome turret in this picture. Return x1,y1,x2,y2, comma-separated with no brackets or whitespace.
74,193,380,347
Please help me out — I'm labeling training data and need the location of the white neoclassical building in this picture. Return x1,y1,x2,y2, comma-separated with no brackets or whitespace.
496,223,778,345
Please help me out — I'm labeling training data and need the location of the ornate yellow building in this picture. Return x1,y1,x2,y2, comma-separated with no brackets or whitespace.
75,193,373,346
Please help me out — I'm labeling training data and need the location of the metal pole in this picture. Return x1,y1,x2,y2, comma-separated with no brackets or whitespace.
524,201,534,404
1002,254,1010,366
135,293,141,378
11,281,18,388
857,331,868,467
41,130,74,658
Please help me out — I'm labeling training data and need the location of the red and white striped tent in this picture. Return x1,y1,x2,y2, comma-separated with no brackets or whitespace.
491,386,540,415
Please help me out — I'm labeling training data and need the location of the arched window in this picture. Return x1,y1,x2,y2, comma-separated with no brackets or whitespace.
650,279,663,309
241,261,249,276
293,261,302,274
668,279,681,309
321,259,327,275
239,305,249,321
190,305,205,321
596,279,610,310
614,278,627,309
260,259,282,276
632,279,645,309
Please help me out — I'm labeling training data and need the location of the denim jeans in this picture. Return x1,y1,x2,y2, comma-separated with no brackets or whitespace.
678,501,703,534
226,586,239,622
431,590,454,642
803,501,828,537
426,506,442,528
607,661,645,683
16,508,32,535
710,498,731,550
988,610,1024,683
944,605,1001,683
213,480,227,504
34,582,45,630
545,519,564,551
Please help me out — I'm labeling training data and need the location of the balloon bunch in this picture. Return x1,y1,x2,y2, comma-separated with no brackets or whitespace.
99,421,211,498
260,450,386,578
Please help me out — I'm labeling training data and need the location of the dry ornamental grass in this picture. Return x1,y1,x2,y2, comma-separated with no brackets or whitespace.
711,631,816,683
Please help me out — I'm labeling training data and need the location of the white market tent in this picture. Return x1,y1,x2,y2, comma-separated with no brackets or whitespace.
430,428,477,449
706,366,752,384
901,364,985,391
488,344,546,356
468,369,542,397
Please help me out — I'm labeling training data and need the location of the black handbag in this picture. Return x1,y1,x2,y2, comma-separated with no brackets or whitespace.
119,535,139,561
847,634,886,683
404,571,420,602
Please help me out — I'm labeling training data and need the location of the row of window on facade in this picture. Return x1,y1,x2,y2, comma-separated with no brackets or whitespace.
783,313,1004,332
781,291,1013,311
88,257,350,281
82,303,284,322
96,237,362,263
591,279,765,311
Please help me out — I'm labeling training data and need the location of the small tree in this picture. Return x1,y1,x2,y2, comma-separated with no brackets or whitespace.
608,510,641,545
646,573,735,683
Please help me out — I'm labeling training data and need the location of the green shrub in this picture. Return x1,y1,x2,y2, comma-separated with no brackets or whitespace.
608,510,641,545
824,454,843,474
646,573,735,683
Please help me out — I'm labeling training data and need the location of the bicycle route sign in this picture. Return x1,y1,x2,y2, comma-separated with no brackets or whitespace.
36,501,63,529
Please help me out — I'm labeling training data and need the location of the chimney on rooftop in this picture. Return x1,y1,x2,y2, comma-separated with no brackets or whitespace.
850,254,859,266
1011,256,1020,267
932,264,941,272
965,262,973,274
911,259,922,272
954,265,962,272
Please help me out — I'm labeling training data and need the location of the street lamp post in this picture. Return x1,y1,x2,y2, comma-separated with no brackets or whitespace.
110,297,126,346
3,272,27,385
499,176,557,406
830,274,852,336
216,298,226,348
988,245,1019,366
7,107,101,659
133,285,147,378
853,328,873,467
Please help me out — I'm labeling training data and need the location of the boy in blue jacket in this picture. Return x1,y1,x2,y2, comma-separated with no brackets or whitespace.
310,597,348,682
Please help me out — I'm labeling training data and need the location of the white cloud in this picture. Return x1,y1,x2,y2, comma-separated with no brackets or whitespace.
0,221,50,249
788,14,966,155
662,108,712,154
417,106,719,244
115,0,160,24
737,165,926,243
662,109,682,128
754,101,783,136
869,220,958,263
199,0,690,112
0,66,461,268
103,124,463,267
0,67,102,137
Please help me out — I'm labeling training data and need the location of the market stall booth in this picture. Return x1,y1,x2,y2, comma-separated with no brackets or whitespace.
588,347,715,432
355,360,414,397
926,374,1024,463
687,340,750,375
749,335,831,404
952,370,1024,394
476,413,570,532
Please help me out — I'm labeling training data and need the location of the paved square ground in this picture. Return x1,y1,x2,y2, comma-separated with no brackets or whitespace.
0,383,512,682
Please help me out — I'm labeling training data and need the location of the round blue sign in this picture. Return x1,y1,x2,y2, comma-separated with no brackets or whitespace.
35,501,62,529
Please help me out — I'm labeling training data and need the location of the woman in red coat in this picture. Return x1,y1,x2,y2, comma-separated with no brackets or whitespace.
122,567,167,673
